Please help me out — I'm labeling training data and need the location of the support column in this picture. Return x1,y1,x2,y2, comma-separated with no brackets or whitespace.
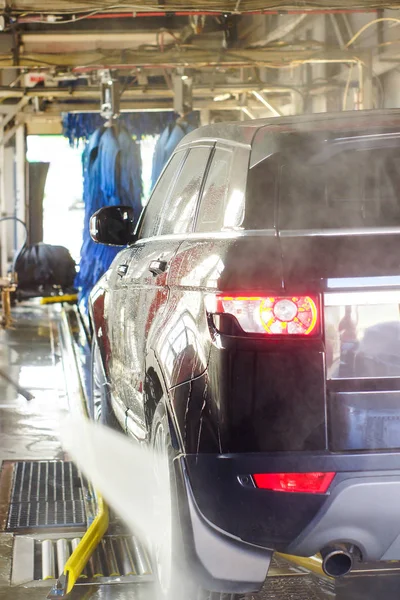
291,90,304,115
0,118,6,278
311,16,327,113
358,51,373,110
15,124,26,252
200,109,210,126
4,147,15,260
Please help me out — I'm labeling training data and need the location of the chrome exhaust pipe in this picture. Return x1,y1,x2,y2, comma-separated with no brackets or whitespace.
321,545,353,578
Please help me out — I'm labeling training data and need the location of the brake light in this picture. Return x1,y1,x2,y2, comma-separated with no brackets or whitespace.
206,295,319,335
253,472,335,494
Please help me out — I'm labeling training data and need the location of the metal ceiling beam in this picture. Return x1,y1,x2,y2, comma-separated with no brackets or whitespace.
20,31,172,53
1,97,30,127
21,32,171,43
24,103,174,113
0,83,295,101
241,107,256,119
329,14,346,49
21,97,272,115
251,90,283,116
0,48,363,69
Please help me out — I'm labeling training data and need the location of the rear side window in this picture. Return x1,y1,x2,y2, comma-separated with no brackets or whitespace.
195,146,249,232
243,155,277,230
196,148,233,233
280,146,400,230
139,151,185,239
158,146,211,236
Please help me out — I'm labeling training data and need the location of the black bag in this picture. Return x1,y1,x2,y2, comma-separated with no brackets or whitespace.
15,243,76,291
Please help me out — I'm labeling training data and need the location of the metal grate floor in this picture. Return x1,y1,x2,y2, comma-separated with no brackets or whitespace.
260,576,335,600
6,461,86,531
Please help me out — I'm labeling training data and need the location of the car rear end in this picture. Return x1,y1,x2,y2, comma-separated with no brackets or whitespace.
182,116,400,582
276,121,400,565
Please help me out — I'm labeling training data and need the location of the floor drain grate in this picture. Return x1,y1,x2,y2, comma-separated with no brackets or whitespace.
6,461,86,531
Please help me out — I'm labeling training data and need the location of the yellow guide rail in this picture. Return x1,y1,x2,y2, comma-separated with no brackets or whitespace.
41,294,78,305
47,307,108,598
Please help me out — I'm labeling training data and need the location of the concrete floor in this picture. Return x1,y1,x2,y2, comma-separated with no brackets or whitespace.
0,303,398,600
0,305,67,462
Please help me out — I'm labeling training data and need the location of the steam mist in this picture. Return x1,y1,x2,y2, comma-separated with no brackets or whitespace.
61,416,171,592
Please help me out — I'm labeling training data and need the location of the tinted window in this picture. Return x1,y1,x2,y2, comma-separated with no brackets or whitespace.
243,156,277,230
196,148,233,232
139,152,185,239
158,146,211,236
280,146,400,230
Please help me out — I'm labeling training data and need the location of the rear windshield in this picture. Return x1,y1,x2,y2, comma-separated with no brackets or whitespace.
280,140,400,231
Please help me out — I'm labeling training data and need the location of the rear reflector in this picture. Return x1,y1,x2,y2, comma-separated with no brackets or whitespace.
253,472,336,494
205,295,319,335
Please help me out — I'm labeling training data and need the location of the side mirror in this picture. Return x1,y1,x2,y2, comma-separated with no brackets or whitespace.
90,205,136,246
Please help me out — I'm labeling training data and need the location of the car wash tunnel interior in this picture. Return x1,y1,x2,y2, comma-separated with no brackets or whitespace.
4,2,400,600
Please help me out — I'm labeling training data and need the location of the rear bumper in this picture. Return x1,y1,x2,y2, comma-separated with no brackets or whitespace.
288,475,400,561
184,453,400,563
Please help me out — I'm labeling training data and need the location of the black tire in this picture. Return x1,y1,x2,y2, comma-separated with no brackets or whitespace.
89,337,119,428
151,401,245,600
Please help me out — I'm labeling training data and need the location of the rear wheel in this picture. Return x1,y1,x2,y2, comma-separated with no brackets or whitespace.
151,402,246,600
89,338,118,427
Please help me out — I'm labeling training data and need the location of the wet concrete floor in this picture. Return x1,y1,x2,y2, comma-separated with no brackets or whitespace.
0,305,67,462
0,303,396,600
0,304,156,600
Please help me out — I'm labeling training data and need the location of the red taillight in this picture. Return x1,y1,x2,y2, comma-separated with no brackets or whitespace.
253,472,335,494
206,295,319,335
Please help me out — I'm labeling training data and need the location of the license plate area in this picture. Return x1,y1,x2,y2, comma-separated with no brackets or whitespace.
325,290,400,380
325,289,400,451
329,390,400,451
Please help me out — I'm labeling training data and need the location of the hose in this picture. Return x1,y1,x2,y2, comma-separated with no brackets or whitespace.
346,17,400,48
0,216,28,274
0,368,34,401
0,215,33,400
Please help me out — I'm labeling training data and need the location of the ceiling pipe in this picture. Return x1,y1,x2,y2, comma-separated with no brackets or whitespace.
17,8,376,23
87,9,377,17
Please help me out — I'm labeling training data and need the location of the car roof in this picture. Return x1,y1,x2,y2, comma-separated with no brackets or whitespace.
179,108,400,150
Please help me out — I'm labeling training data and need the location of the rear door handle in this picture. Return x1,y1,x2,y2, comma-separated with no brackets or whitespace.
149,260,168,276
117,264,129,277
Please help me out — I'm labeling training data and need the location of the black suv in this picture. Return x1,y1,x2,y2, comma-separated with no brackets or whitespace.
89,109,400,599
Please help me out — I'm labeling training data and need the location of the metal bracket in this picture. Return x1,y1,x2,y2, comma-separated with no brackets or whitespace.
99,70,120,121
